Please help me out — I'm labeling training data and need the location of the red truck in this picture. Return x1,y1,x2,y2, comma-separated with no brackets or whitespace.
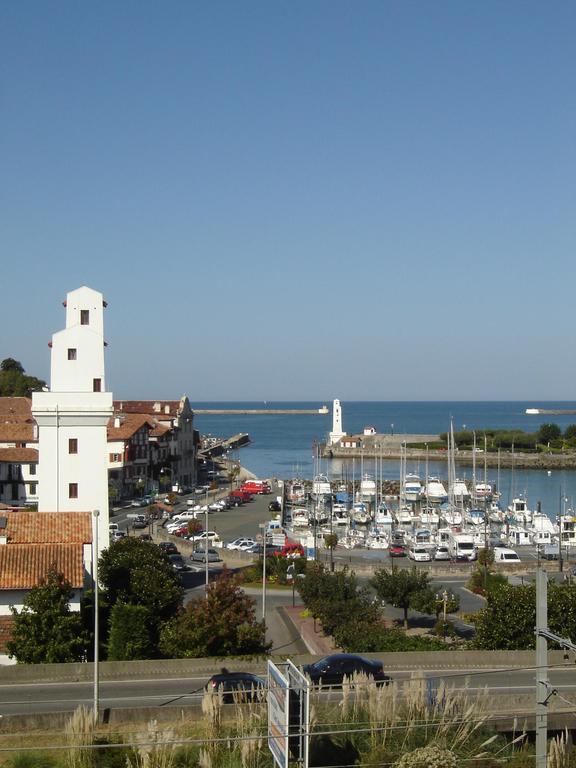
240,480,271,495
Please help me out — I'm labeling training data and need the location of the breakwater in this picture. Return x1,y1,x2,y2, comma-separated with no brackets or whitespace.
320,434,576,470
195,407,329,415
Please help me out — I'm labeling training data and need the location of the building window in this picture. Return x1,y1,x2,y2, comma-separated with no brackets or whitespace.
67,348,77,360
29,482,37,494
68,483,78,499
93,378,102,392
29,463,36,475
69,438,78,454
80,309,90,325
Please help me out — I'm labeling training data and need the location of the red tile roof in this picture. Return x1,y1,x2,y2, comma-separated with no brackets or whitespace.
0,397,33,421
0,543,85,589
114,400,181,418
3,512,92,544
107,413,153,441
0,448,38,462
0,423,36,443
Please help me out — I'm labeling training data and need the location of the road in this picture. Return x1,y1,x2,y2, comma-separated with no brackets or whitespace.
1,665,576,717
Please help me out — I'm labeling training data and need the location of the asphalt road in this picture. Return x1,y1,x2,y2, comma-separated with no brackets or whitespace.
1,666,575,716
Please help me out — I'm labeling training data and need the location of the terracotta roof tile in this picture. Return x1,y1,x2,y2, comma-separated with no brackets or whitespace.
3,512,92,544
0,543,85,589
0,397,33,421
114,400,181,417
0,448,38,462
107,413,153,441
0,423,36,443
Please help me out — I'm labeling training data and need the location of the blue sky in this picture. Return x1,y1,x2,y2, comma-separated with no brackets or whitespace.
2,1,575,401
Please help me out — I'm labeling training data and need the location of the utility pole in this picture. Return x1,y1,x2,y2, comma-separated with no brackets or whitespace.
535,569,549,768
535,568,576,768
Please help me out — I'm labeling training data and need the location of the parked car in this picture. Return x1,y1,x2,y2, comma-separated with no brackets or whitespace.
303,654,389,687
111,530,126,541
408,546,432,562
245,543,283,556
223,496,243,508
190,548,222,563
132,517,149,529
130,499,147,507
158,542,179,555
434,546,451,561
168,553,190,571
389,543,407,557
206,671,266,703
268,500,281,512
226,538,257,551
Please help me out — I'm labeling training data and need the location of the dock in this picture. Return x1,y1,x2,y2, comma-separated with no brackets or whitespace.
199,433,251,457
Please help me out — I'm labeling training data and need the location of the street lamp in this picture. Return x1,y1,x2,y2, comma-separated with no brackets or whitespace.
436,589,449,642
259,523,267,621
92,509,100,724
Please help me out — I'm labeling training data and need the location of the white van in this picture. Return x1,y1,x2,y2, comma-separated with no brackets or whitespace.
494,547,521,564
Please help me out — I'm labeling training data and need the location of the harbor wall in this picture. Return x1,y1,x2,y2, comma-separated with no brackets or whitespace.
320,434,576,469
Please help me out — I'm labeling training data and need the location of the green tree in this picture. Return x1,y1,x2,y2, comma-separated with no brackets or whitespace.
1,358,24,373
564,424,576,441
297,563,379,636
7,569,88,663
107,603,154,660
537,423,561,444
159,569,269,658
471,581,576,650
99,537,183,655
371,567,456,629
0,358,46,397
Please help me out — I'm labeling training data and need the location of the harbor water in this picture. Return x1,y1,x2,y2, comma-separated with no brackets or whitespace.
192,401,576,519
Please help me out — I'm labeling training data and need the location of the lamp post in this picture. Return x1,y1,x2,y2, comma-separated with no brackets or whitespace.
259,523,267,621
205,499,210,595
92,509,100,724
436,589,448,642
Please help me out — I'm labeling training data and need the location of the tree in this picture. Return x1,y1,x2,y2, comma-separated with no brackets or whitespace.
1,358,24,373
371,567,454,629
537,423,561,444
0,358,46,397
159,569,269,658
471,581,576,650
107,604,155,660
7,569,88,663
564,424,576,441
297,563,379,636
99,537,183,655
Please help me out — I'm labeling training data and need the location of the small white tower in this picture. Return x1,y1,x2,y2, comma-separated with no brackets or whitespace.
32,286,113,554
329,399,346,445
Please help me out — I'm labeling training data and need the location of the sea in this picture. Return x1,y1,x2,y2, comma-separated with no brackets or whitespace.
192,401,576,520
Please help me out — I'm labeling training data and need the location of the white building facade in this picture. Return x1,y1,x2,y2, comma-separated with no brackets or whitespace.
32,286,113,554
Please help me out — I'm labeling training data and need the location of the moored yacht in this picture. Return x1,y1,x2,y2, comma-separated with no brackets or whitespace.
359,474,376,500
425,477,448,504
404,473,423,502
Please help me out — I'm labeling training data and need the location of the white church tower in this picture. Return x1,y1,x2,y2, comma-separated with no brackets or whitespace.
328,398,346,445
32,286,113,554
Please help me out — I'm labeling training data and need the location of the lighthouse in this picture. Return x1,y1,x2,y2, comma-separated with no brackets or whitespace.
328,399,346,445
32,286,113,555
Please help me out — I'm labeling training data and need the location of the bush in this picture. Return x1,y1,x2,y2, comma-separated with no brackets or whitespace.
334,621,448,652
107,603,154,660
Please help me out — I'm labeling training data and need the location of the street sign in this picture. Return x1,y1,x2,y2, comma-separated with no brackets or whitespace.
286,660,310,767
268,661,289,768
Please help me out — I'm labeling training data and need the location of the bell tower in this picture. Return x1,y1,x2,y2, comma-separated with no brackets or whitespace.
32,286,113,554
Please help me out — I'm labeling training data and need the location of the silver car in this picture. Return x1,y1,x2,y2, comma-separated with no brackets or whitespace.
190,548,222,563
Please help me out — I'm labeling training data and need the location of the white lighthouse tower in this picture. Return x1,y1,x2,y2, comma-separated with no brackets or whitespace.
328,399,346,445
32,286,113,554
